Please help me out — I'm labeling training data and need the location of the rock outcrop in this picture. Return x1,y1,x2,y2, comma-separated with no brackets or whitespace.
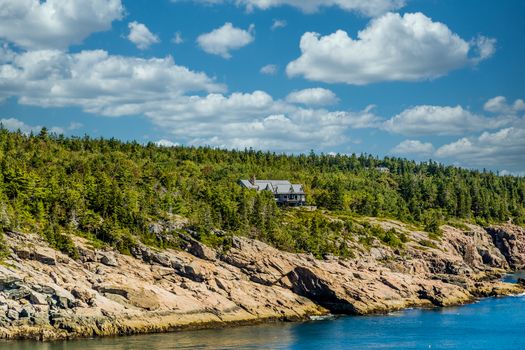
0,221,524,340
486,224,525,269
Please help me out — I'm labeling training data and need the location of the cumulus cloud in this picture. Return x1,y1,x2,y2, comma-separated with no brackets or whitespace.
173,0,404,16
286,88,339,106
145,91,381,152
260,64,278,75
0,118,43,134
0,47,382,153
271,19,287,30
435,127,525,171
0,48,225,115
0,0,124,49
172,32,184,44
287,12,496,85
0,118,81,135
383,105,513,136
197,23,254,59
127,22,160,50
155,139,179,147
390,140,434,156
470,35,497,63
483,96,525,114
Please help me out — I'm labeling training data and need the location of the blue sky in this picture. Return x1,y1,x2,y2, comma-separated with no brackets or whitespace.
0,0,524,173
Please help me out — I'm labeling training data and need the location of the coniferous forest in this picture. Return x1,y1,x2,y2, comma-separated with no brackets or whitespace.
1,127,524,258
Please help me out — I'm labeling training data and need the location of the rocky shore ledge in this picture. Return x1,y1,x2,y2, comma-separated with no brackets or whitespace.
1,220,525,341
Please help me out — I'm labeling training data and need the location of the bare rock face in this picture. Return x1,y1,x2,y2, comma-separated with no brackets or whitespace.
486,225,525,269
98,252,118,267
182,236,217,261
444,225,508,270
0,221,524,341
283,266,359,314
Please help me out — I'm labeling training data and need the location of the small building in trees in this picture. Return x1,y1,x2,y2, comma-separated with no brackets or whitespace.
239,177,306,206
375,166,390,173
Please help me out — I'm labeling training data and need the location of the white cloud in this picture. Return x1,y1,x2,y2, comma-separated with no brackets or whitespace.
260,64,278,75
0,0,124,50
155,139,179,147
172,31,184,44
173,0,405,16
0,118,42,134
0,118,81,135
286,88,339,106
271,19,287,30
390,140,434,156
0,47,383,153
484,96,525,114
383,105,513,136
145,92,381,152
286,12,496,85
435,127,525,171
197,23,254,59
127,21,160,50
68,121,84,130
0,48,225,114
471,35,497,63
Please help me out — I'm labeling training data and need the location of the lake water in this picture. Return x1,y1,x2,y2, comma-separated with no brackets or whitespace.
2,276,524,350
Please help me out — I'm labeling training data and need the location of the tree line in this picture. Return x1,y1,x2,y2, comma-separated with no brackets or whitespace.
0,127,524,257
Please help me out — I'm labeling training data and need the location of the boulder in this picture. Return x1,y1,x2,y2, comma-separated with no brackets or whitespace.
148,223,163,235
173,262,205,282
0,276,22,291
13,248,31,260
185,238,216,261
71,287,95,304
131,245,172,267
78,247,96,263
33,252,56,265
6,287,31,300
31,284,56,295
150,252,172,267
51,287,75,309
6,309,18,320
28,291,48,305
99,252,118,267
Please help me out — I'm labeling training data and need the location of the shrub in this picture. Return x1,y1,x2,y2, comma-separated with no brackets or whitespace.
43,224,79,259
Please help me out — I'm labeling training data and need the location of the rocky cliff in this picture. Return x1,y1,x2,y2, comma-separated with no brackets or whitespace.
1,220,524,340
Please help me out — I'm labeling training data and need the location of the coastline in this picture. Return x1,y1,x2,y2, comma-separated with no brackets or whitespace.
1,220,525,341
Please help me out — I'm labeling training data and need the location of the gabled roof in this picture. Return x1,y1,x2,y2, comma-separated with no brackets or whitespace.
239,179,305,194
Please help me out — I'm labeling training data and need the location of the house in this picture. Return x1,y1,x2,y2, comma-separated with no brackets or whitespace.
375,166,390,173
239,177,306,206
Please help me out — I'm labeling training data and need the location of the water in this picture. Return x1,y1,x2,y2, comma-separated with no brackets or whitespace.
2,282,524,349
502,270,525,283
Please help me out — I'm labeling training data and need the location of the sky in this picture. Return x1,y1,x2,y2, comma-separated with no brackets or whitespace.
0,0,524,174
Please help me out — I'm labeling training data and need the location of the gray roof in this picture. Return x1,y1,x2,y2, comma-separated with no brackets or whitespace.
239,179,305,194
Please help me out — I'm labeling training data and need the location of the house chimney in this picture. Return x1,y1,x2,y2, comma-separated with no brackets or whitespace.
250,175,256,185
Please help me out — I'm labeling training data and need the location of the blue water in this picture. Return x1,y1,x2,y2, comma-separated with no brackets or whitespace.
2,280,525,349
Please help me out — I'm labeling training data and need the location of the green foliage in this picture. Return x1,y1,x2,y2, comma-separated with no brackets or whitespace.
419,239,439,249
0,227,9,260
359,223,406,248
42,224,79,259
0,129,524,258
422,209,444,235
446,220,470,231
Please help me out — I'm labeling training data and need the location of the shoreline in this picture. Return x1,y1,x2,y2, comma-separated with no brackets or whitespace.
1,222,525,342
1,286,524,342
